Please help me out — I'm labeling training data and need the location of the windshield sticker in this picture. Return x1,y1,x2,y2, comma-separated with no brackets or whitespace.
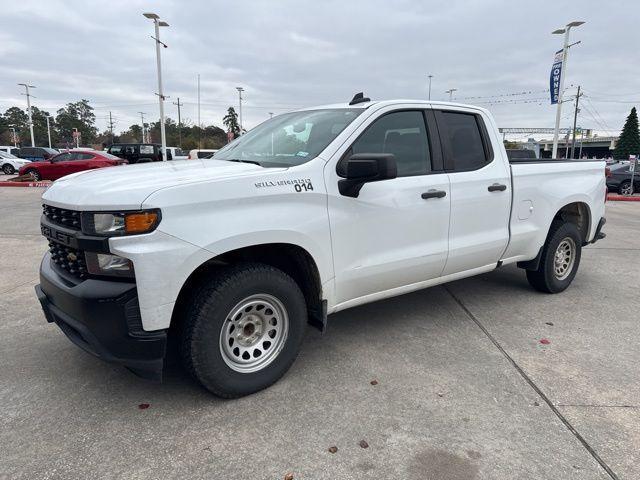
296,151,309,157
255,178,314,192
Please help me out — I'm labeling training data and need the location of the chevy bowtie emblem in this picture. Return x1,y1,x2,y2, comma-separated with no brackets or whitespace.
67,252,78,262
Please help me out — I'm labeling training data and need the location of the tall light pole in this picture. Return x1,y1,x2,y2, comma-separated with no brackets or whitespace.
9,126,17,148
138,112,146,142
73,128,80,148
236,87,244,135
197,73,201,149
143,12,169,160
428,75,433,100
18,83,36,147
173,97,183,148
445,88,457,101
269,112,274,119
45,115,52,148
551,21,585,159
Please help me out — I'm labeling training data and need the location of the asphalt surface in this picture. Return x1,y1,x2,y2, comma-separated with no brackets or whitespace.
0,187,638,480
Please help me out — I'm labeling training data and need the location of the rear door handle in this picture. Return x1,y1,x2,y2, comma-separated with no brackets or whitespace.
421,189,447,199
488,183,507,192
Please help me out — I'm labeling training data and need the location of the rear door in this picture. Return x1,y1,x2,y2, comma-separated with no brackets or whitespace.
435,109,511,275
48,153,75,179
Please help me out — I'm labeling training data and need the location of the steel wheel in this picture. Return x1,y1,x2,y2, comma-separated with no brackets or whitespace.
620,181,633,195
553,237,576,280
219,293,289,373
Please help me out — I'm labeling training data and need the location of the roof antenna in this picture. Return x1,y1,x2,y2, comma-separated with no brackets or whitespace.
349,92,371,105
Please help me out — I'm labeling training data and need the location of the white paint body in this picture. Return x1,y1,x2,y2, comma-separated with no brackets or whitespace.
42,100,606,331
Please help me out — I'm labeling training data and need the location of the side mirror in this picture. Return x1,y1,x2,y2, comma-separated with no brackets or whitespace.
338,153,397,198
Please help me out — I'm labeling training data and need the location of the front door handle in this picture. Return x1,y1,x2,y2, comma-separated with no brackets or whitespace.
421,189,447,199
488,183,507,192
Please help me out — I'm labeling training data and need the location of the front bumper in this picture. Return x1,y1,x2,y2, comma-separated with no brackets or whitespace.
36,254,167,380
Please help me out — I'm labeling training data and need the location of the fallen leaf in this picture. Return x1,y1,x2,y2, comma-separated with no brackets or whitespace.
437,392,444,397
545,322,554,326
370,380,378,386
328,446,338,454
359,440,369,449
539,339,551,345
138,403,150,410
284,473,294,480
533,401,540,406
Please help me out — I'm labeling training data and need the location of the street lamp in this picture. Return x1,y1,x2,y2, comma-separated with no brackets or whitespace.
445,88,457,101
8,126,17,148
236,86,244,135
18,83,36,147
45,115,52,148
427,75,433,100
143,12,169,160
551,20,585,158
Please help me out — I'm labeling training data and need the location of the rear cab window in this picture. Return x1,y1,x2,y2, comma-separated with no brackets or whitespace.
436,110,493,172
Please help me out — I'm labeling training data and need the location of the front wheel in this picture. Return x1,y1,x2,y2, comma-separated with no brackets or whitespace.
526,221,582,293
180,263,307,398
2,164,15,175
25,169,41,181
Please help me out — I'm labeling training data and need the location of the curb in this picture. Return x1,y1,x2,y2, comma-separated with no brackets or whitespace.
0,181,51,188
607,194,640,202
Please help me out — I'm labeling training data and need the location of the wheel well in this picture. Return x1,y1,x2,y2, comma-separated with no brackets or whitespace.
553,202,591,243
171,243,324,334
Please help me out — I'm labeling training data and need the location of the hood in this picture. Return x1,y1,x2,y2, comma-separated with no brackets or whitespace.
42,159,285,210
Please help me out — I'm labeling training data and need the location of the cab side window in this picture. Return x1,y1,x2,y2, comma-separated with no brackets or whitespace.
438,111,492,171
350,111,431,177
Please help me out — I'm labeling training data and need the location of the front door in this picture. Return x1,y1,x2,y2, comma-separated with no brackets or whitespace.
327,109,451,306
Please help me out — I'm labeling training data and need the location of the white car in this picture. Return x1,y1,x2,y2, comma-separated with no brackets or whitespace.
165,147,188,161
188,148,218,159
0,146,20,156
0,151,31,175
36,97,606,398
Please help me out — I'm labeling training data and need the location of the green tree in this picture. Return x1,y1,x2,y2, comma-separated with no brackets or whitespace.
614,107,640,159
223,107,240,138
2,107,29,146
55,99,98,146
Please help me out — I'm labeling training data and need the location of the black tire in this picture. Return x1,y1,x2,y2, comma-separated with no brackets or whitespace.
619,180,632,195
526,221,582,293
180,263,307,398
2,163,15,175
25,169,41,181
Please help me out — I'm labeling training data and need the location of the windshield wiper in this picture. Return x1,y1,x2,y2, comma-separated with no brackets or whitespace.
224,159,263,166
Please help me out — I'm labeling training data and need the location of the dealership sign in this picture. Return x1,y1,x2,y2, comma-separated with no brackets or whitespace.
549,50,563,104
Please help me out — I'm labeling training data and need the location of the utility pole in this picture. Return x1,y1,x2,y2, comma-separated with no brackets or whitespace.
445,88,457,101
428,74,433,100
108,111,115,143
18,83,36,147
45,116,52,148
173,97,183,148
236,87,244,135
551,21,585,158
138,112,146,143
570,85,582,159
197,73,201,149
143,12,169,160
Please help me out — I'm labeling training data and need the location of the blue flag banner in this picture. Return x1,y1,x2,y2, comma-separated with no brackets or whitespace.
550,49,564,104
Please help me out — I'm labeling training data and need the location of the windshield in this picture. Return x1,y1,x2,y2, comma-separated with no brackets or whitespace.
215,108,363,167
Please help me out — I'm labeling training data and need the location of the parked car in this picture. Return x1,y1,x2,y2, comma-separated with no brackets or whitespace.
606,162,640,195
166,147,188,160
106,143,168,163
0,146,21,156
0,151,31,175
19,150,126,181
36,97,606,398
16,147,59,162
188,148,218,159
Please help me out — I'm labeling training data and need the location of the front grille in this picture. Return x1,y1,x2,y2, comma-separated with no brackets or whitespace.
42,204,81,230
48,241,88,279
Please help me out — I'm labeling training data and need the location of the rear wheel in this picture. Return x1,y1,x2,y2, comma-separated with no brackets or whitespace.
526,221,582,293
619,180,633,195
180,263,307,398
2,164,15,175
25,169,41,181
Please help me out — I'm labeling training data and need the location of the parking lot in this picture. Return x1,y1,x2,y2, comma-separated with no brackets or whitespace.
0,187,638,479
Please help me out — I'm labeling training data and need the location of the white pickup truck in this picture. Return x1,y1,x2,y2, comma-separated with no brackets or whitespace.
36,95,606,398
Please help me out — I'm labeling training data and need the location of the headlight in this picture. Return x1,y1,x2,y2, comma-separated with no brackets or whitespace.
82,209,160,236
85,252,134,278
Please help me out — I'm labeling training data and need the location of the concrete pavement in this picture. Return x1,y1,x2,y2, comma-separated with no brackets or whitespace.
0,187,637,479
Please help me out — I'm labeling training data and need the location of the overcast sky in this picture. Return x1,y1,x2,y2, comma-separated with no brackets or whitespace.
1,0,639,140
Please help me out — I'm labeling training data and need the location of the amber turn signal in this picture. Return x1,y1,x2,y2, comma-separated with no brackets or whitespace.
125,212,159,234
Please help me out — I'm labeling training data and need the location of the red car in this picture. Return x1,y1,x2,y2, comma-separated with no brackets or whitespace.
19,150,126,181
